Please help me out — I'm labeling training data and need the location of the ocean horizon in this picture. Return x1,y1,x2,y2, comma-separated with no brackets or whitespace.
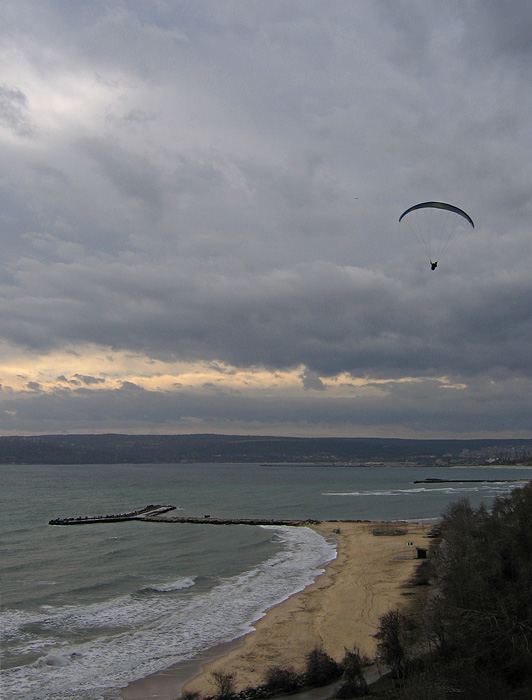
2,462,531,700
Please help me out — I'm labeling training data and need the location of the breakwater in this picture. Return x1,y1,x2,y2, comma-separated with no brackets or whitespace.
49,504,176,525
142,515,322,526
48,505,321,527
414,477,529,484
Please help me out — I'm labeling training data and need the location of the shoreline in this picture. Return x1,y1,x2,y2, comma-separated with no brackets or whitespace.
121,520,429,700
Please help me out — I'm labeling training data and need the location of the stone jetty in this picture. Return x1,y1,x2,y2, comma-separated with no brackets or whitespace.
142,515,322,526
49,505,322,527
413,477,529,484
48,504,176,525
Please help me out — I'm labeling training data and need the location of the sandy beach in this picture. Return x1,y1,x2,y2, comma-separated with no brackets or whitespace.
122,520,429,700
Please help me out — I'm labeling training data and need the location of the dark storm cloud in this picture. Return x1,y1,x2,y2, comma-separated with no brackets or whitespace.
1,255,532,382
1,1,532,436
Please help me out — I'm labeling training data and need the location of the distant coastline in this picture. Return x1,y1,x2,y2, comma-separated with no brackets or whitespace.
2,432,532,465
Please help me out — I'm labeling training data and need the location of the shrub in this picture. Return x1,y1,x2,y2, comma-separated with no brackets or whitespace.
263,666,302,693
336,646,369,698
304,647,341,687
180,692,201,700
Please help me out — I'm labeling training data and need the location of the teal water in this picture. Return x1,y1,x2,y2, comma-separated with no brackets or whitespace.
1,462,531,699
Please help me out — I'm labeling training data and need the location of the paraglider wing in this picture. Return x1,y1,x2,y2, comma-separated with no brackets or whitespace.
398,201,474,268
399,201,474,228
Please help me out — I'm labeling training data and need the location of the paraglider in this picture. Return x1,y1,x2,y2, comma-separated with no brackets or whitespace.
399,201,474,270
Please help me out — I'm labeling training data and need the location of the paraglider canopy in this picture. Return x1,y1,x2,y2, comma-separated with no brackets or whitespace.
399,201,474,228
399,201,474,269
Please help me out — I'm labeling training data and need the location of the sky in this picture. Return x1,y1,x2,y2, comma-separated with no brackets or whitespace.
1,1,532,438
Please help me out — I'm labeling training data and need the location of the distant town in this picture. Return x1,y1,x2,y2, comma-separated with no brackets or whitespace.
1,433,532,466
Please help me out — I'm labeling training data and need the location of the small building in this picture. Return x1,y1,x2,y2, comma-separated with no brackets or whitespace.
416,547,428,559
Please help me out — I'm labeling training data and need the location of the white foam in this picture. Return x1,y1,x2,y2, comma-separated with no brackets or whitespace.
139,576,196,593
39,654,72,668
324,482,525,498
2,526,336,700
323,487,444,496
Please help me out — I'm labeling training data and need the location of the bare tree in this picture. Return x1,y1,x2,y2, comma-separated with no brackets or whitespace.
210,669,235,699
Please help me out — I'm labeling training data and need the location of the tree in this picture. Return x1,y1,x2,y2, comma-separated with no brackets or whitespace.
336,646,369,698
210,669,235,699
425,484,532,689
304,647,341,687
376,609,414,678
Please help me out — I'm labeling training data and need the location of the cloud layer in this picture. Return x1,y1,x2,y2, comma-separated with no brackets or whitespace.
1,1,532,436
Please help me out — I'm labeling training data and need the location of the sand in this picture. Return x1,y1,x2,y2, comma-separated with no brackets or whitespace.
121,520,429,700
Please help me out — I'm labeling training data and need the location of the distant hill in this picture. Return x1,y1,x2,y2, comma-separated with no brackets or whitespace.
1,433,532,465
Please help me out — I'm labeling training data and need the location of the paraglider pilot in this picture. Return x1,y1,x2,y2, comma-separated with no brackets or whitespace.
399,202,474,272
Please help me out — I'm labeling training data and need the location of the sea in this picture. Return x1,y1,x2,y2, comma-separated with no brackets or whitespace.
2,462,531,700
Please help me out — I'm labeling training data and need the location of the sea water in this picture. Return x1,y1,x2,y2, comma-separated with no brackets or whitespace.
1,462,531,700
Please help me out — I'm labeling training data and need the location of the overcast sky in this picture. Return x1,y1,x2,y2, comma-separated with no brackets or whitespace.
1,1,532,438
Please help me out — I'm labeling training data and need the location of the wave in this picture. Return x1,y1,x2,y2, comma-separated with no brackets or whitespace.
323,483,525,498
1,526,335,700
137,577,196,595
4,576,198,643
324,487,454,496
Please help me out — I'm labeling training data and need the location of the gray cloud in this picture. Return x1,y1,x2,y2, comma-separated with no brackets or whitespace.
2,257,531,382
0,374,531,437
0,1,531,436
73,374,106,385
301,369,325,391
0,85,34,137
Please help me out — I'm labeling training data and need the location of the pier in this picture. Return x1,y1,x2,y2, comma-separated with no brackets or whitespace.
49,505,322,527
